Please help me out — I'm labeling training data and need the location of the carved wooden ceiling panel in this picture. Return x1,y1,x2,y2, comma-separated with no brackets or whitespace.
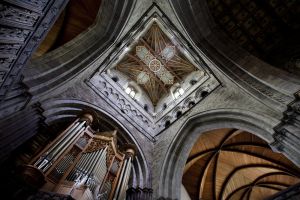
207,0,300,71
182,128,300,200
115,22,197,105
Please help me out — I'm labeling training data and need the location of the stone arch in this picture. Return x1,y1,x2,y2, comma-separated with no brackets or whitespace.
41,98,151,189
24,0,137,98
157,108,298,199
169,0,300,109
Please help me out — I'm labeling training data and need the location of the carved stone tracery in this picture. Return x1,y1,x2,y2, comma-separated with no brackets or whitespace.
0,0,67,104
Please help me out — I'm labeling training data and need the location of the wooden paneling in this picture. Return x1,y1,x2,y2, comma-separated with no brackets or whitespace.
182,129,300,200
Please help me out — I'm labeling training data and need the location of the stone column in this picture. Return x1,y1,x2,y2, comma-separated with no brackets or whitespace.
271,91,300,166
266,183,300,200
126,187,153,200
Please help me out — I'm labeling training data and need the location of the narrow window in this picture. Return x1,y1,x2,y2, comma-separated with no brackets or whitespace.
173,87,184,99
125,87,136,99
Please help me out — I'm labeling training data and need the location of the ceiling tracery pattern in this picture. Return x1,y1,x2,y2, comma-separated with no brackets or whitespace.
182,128,300,200
115,22,197,105
207,0,299,69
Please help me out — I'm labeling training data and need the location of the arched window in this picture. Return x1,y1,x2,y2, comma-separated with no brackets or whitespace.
125,87,136,98
173,87,184,99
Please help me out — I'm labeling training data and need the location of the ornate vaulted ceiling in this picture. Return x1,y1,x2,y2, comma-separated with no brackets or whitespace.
207,0,300,73
89,9,220,136
115,22,197,105
182,128,300,200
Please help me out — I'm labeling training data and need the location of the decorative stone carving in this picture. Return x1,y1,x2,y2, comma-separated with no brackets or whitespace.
0,0,67,102
0,44,21,56
6,0,49,12
0,4,39,28
0,27,30,43
271,91,300,166
126,187,153,200
87,6,220,137
0,57,14,69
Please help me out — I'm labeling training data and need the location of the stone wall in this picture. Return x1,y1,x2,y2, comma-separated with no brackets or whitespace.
0,0,299,199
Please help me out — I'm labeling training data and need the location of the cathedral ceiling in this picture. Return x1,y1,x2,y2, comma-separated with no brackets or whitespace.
115,22,198,106
207,0,300,72
182,128,300,200
88,7,220,136
33,0,102,58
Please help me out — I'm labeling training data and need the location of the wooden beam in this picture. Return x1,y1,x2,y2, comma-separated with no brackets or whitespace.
256,181,290,188
197,152,217,199
140,38,182,82
220,164,297,200
240,186,251,200
213,154,219,200
222,149,300,176
225,184,250,200
126,54,168,93
186,142,269,170
246,186,252,200
225,172,290,200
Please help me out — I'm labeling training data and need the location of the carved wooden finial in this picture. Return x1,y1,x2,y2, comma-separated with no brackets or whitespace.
123,143,136,158
80,113,94,125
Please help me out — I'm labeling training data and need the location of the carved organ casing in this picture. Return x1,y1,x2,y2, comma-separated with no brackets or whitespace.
22,114,135,200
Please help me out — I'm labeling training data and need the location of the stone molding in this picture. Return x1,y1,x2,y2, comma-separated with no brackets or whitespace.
126,187,153,200
271,91,300,166
0,0,68,101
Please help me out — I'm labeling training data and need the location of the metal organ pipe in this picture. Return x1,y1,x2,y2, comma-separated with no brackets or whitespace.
118,157,132,200
68,152,87,181
86,150,102,176
90,149,104,174
47,122,80,155
94,148,107,183
113,159,129,200
80,152,93,176
33,122,79,167
43,125,85,172
84,151,97,176
76,153,88,170
34,121,86,172
57,154,73,174
113,146,135,200
51,122,86,159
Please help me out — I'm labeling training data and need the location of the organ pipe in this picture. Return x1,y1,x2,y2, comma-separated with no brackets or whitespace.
22,113,136,200
33,114,93,173
113,145,136,200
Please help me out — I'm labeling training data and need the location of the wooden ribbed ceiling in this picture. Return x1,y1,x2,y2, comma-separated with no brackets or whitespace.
182,128,300,200
33,0,102,58
115,22,198,105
